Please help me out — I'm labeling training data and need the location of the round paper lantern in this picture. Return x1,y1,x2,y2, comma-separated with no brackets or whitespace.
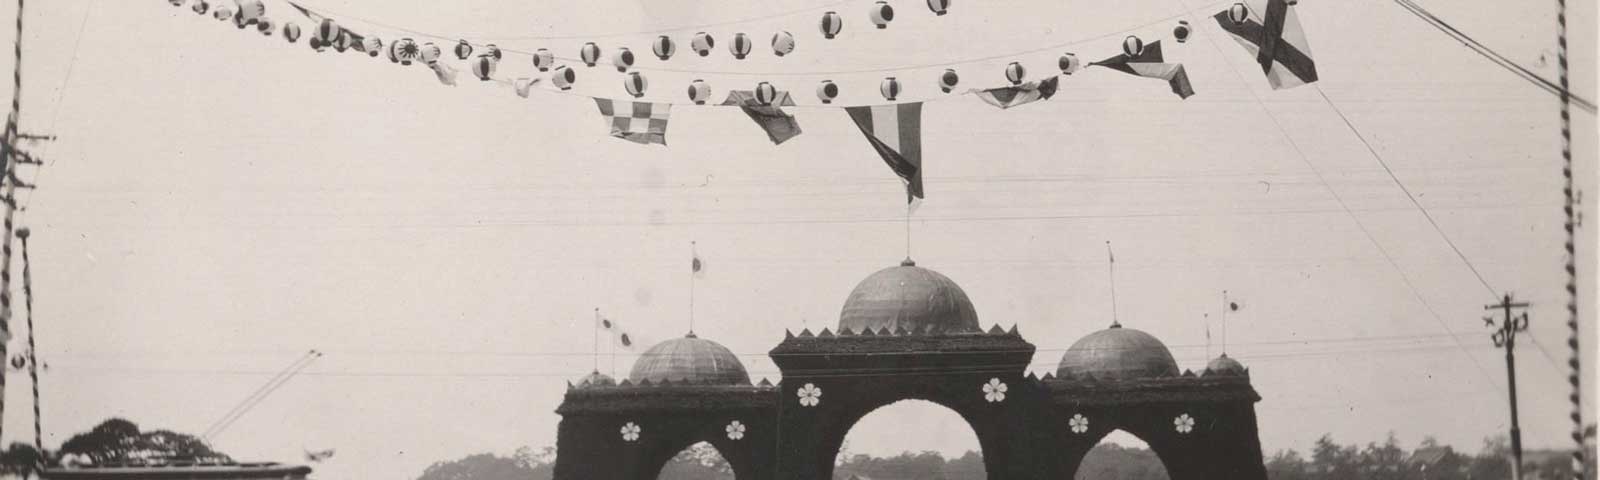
391,38,419,65
454,40,473,60
552,65,576,90
771,31,796,57
754,81,777,105
691,32,715,56
169,0,184,7
314,19,340,48
419,42,442,64
869,1,894,29
729,33,751,59
334,32,358,53
816,80,838,104
282,22,301,43
938,69,959,93
1174,20,1191,43
926,0,950,16
612,47,635,72
687,79,712,104
580,42,601,67
880,77,901,101
623,72,648,98
1005,62,1026,85
819,11,842,39
191,1,209,15
1227,3,1249,24
652,35,676,60
256,17,274,36
472,55,497,81
532,48,554,71
234,0,265,27
1058,52,1081,75
1122,35,1144,57
213,7,231,22
363,36,382,57
485,44,502,61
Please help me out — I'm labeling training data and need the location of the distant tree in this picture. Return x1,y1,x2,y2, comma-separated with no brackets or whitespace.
417,452,540,480
659,443,732,480
56,418,228,465
1357,432,1406,480
1309,434,1359,480
1074,443,1168,480
0,442,43,477
1467,435,1512,480
1265,449,1309,480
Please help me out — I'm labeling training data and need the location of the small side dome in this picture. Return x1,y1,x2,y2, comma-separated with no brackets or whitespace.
1204,353,1247,376
628,333,750,385
1056,323,1180,381
839,259,980,335
576,370,616,388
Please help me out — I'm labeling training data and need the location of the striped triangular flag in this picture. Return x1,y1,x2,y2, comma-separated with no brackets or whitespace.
1214,0,1318,90
845,103,924,203
1091,41,1195,99
972,77,1060,109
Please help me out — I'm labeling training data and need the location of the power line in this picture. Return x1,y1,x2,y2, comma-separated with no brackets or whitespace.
1391,0,1596,114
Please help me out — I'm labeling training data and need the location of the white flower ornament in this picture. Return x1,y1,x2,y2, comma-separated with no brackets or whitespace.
797,383,822,407
726,420,746,440
1174,413,1196,434
982,378,1008,403
620,422,642,442
1069,413,1090,434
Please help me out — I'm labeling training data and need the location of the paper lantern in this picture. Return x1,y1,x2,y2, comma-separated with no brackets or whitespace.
612,47,635,72
938,69,959,93
819,11,842,39
191,1,209,15
391,38,419,65
652,35,676,60
869,1,894,29
234,0,265,27
212,7,231,22
729,33,751,59
472,55,497,81
1005,62,1026,85
313,19,340,49
334,31,358,53
1227,3,1249,25
551,65,576,90
454,40,473,60
169,0,184,7
816,80,838,104
282,22,301,43
580,42,601,66
623,72,648,98
256,17,274,36
754,81,777,105
1122,35,1144,57
880,77,901,101
1174,20,1191,43
532,49,554,71
687,79,712,104
1058,52,1081,75
927,0,950,16
771,31,796,57
691,32,714,56
362,36,382,57
419,42,442,64
485,44,502,61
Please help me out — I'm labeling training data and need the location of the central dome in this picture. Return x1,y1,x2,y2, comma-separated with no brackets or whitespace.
1056,324,1180,381
628,333,750,385
839,259,980,335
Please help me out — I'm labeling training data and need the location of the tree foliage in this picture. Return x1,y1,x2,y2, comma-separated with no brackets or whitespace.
56,418,229,465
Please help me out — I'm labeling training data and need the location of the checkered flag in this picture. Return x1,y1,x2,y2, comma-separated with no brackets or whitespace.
593,98,671,145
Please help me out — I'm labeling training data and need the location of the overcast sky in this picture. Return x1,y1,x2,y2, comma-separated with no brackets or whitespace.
4,0,1596,478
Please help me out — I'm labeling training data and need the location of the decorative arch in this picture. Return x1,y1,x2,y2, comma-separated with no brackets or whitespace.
551,384,779,480
834,399,988,478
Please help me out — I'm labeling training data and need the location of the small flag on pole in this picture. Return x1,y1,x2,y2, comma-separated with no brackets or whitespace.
845,103,925,203
1091,41,1195,99
593,98,672,145
692,252,705,278
1214,0,1318,90
599,315,637,349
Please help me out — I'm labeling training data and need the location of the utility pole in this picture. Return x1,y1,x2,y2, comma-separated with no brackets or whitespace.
1485,293,1531,480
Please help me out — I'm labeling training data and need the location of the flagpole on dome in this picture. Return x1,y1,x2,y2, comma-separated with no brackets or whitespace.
592,308,600,373
689,241,699,336
1221,290,1230,354
1107,241,1119,328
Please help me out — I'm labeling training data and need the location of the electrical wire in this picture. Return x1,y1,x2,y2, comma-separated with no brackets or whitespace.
1391,0,1596,114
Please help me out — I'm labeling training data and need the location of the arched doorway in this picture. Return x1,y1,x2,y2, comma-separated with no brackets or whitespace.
657,441,734,480
1075,430,1171,480
833,399,987,480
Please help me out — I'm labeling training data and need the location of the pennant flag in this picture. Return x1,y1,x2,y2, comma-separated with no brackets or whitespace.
720,90,802,145
593,98,671,145
972,76,1061,109
513,78,540,98
304,449,336,463
692,253,705,278
1214,0,1318,89
845,103,924,203
1091,41,1196,99
429,62,457,86
599,315,637,349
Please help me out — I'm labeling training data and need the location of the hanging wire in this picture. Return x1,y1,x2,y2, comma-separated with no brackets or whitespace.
1392,0,1595,114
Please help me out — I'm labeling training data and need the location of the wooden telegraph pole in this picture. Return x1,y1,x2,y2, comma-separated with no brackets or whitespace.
1486,293,1532,480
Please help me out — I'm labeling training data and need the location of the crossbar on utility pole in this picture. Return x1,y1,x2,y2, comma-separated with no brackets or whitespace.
1486,293,1531,480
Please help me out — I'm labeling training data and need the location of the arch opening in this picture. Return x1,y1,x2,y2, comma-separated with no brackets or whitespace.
834,399,986,480
655,441,734,480
1074,430,1171,480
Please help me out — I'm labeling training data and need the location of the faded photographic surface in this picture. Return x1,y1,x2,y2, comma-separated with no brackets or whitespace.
0,0,1595,479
